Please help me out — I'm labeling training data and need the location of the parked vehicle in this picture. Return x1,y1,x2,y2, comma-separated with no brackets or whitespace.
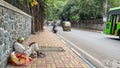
62,21,71,31
104,7,120,39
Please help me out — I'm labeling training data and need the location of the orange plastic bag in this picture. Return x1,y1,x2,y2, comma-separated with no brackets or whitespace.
9,52,32,66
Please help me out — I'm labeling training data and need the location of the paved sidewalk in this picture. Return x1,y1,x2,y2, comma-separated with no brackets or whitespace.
7,27,90,68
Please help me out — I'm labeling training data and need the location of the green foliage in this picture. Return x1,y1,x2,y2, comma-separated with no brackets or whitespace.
45,0,69,20
70,15,79,21
28,0,33,2
21,0,120,22
20,0,39,7
109,0,120,7
60,0,79,21
79,0,104,20
60,0,105,22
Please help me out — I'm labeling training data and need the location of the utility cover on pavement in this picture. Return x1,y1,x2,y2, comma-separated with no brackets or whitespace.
39,46,65,52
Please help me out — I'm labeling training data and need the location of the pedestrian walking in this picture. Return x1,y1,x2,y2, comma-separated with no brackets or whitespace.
52,21,58,33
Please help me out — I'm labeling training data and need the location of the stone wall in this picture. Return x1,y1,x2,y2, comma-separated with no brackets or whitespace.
72,19,105,30
79,23,104,30
0,1,31,68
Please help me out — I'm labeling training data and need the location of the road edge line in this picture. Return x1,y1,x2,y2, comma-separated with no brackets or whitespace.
71,47,96,68
58,34,107,68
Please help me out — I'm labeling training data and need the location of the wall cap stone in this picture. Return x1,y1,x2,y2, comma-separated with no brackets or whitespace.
0,0,31,18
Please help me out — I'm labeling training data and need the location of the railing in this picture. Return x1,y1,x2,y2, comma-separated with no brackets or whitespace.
4,0,30,15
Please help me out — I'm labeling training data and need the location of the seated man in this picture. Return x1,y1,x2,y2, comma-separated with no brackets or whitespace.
14,37,45,58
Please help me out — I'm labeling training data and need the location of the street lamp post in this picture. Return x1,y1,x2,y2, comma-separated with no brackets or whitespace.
103,0,108,30
105,0,108,17
103,0,108,23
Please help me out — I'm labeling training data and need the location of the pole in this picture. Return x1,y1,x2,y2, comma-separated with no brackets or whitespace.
105,0,108,17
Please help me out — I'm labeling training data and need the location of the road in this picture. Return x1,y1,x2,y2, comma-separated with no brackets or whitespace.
52,26,120,68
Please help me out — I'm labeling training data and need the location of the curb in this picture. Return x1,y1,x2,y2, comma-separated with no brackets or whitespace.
58,34,96,68
70,48,96,68
57,34,107,68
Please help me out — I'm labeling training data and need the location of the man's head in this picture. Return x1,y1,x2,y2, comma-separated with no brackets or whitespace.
17,37,24,44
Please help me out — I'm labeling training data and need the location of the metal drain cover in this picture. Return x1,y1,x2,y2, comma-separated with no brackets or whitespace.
39,46,65,52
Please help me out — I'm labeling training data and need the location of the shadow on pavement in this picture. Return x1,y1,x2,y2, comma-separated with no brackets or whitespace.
107,38,120,41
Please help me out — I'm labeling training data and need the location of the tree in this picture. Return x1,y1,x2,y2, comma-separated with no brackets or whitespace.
45,0,69,20
109,0,120,7
21,0,120,31
78,0,104,20
21,0,46,33
60,0,80,21
61,0,105,22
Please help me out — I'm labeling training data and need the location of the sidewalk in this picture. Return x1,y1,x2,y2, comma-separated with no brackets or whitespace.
7,27,90,68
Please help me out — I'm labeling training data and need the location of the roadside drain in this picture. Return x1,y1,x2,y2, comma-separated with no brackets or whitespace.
39,46,65,52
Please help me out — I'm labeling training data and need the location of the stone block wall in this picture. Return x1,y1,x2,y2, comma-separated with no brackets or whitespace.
0,1,31,68
79,23,104,30
72,19,104,30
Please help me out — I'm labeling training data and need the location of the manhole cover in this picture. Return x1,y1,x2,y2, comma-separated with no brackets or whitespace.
39,46,65,52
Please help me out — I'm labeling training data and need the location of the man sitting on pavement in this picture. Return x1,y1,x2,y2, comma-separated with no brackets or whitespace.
13,37,45,58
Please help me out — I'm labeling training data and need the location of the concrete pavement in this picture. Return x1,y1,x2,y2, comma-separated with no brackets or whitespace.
7,27,90,68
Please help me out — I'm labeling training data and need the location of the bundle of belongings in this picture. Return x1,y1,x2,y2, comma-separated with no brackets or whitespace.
9,52,32,66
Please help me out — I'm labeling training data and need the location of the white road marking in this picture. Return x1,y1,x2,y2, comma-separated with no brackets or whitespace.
58,35,107,68
71,48,96,68
61,40,66,44
56,36,59,39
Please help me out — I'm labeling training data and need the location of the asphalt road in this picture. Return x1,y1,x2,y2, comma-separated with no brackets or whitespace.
52,26,120,68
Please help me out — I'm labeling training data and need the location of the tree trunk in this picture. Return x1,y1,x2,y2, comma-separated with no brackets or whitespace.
39,2,45,31
30,0,45,33
29,3,35,34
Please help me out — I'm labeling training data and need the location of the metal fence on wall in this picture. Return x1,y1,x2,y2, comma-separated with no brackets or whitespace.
4,0,30,15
